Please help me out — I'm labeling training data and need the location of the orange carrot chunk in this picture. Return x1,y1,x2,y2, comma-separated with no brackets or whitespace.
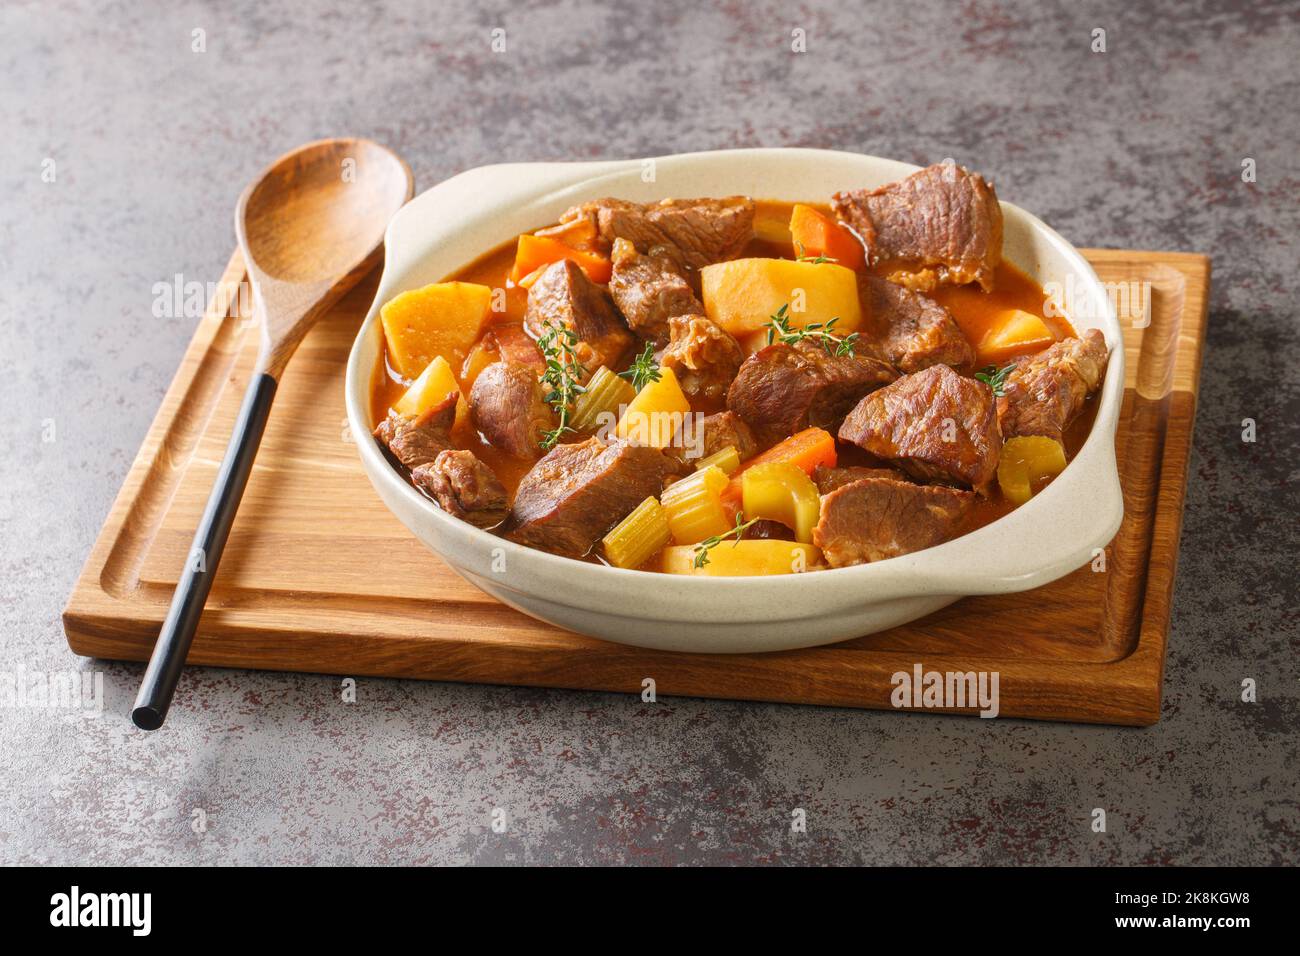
721,427,837,510
789,204,866,271
510,233,612,286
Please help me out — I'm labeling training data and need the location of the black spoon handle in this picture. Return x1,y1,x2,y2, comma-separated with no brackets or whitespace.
131,372,278,730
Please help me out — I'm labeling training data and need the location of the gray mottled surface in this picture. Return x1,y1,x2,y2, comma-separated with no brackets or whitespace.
2,0,1297,866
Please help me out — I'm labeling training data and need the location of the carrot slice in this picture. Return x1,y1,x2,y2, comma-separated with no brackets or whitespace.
721,427,837,511
511,233,612,286
788,204,866,271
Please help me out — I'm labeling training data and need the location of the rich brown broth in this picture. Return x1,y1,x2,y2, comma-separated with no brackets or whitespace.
370,198,1100,554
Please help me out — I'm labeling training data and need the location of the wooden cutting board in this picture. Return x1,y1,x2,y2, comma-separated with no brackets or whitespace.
63,250,1209,725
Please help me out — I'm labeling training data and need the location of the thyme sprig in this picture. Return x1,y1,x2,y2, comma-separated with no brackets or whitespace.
537,321,588,450
618,341,662,392
765,303,858,358
974,363,1016,397
793,240,837,265
692,512,762,569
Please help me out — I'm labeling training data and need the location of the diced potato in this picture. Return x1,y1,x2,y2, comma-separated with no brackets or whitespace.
662,540,822,576
660,465,730,545
695,445,741,475
392,355,469,429
602,497,671,570
571,366,636,433
741,461,821,543
614,366,691,448
752,206,794,246
380,281,493,379
977,309,1055,366
700,258,861,338
459,338,499,391
997,435,1068,505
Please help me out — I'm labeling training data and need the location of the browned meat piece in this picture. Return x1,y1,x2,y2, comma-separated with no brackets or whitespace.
523,259,633,373
812,464,910,495
531,215,599,248
833,162,1003,292
671,410,759,468
469,361,553,459
373,392,457,469
839,363,1002,490
998,329,1109,444
700,410,758,461
560,197,755,273
727,339,898,447
509,436,679,558
746,519,797,541
607,238,703,346
813,477,974,567
485,324,545,373
411,449,509,529
661,314,744,403
860,274,975,372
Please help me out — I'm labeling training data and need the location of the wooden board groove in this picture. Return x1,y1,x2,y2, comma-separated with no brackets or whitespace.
63,249,1210,725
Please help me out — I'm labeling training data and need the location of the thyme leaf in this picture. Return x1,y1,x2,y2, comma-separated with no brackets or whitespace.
764,303,859,358
793,240,837,265
618,341,662,392
692,512,761,569
974,363,1016,397
537,321,587,450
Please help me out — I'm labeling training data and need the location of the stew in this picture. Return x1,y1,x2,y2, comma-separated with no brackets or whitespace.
369,161,1109,575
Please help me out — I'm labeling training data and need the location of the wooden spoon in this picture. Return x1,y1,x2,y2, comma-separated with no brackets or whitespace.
132,138,413,730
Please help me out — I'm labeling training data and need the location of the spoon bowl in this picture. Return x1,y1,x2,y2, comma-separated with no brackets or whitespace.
239,138,412,284
237,138,413,376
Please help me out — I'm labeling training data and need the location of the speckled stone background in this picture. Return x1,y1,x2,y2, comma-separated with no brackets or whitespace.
2,0,1297,866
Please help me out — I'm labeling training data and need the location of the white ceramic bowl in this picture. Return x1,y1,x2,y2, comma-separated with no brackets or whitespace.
345,148,1124,654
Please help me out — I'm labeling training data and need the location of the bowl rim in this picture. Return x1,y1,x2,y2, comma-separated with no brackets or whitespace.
344,147,1124,618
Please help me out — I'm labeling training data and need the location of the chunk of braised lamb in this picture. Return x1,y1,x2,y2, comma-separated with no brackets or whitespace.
484,324,546,373
726,339,898,447
812,464,911,495
411,449,509,529
859,274,975,373
997,329,1109,444
700,410,758,461
508,437,679,558
833,162,1003,293
746,519,797,541
838,363,1001,491
661,314,744,403
373,392,458,469
559,197,755,273
608,238,703,346
523,259,633,373
469,361,553,459
669,410,759,469
812,477,974,567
